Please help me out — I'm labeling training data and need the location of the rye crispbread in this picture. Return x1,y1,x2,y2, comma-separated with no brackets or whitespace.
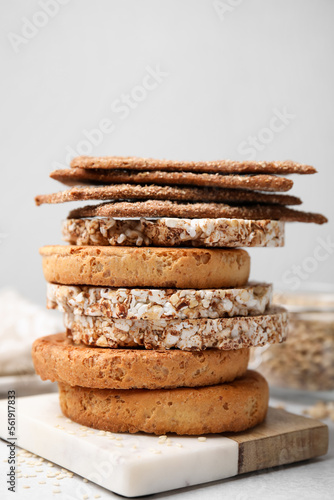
71,155,316,174
50,168,294,192
35,178,294,208
67,200,328,224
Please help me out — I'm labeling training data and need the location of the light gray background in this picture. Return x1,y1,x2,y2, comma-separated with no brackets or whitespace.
0,0,333,305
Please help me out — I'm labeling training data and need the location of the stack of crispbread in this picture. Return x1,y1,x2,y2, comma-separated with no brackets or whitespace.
32,156,327,435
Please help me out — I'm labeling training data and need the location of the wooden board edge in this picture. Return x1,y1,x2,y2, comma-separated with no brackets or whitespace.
229,408,329,474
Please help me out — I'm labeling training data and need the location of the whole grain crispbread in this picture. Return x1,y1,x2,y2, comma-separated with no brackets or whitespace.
35,180,295,208
64,306,288,350
62,217,285,247
36,182,301,206
50,168,294,193
71,156,316,174
67,200,328,224
46,282,273,319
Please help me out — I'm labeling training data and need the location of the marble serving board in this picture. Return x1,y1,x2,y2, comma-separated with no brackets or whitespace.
0,393,328,497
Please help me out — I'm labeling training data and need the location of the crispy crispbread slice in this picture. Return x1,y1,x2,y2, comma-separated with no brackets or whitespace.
50,168,293,193
70,156,316,175
35,181,295,208
67,200,328,224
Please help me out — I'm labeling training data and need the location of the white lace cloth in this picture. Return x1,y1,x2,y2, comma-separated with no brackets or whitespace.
0,289,62,376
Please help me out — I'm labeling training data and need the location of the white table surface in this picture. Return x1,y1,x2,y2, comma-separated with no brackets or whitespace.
1,389,333,500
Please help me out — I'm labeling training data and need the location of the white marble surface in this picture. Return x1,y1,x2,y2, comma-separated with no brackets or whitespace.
0,393,333,499
0,393,240,497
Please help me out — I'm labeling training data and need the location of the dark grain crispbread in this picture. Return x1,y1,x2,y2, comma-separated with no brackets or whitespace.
38,181,301,206
50,168,293,192
35,182,295,208
71,156,316,175
68,200,328,224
